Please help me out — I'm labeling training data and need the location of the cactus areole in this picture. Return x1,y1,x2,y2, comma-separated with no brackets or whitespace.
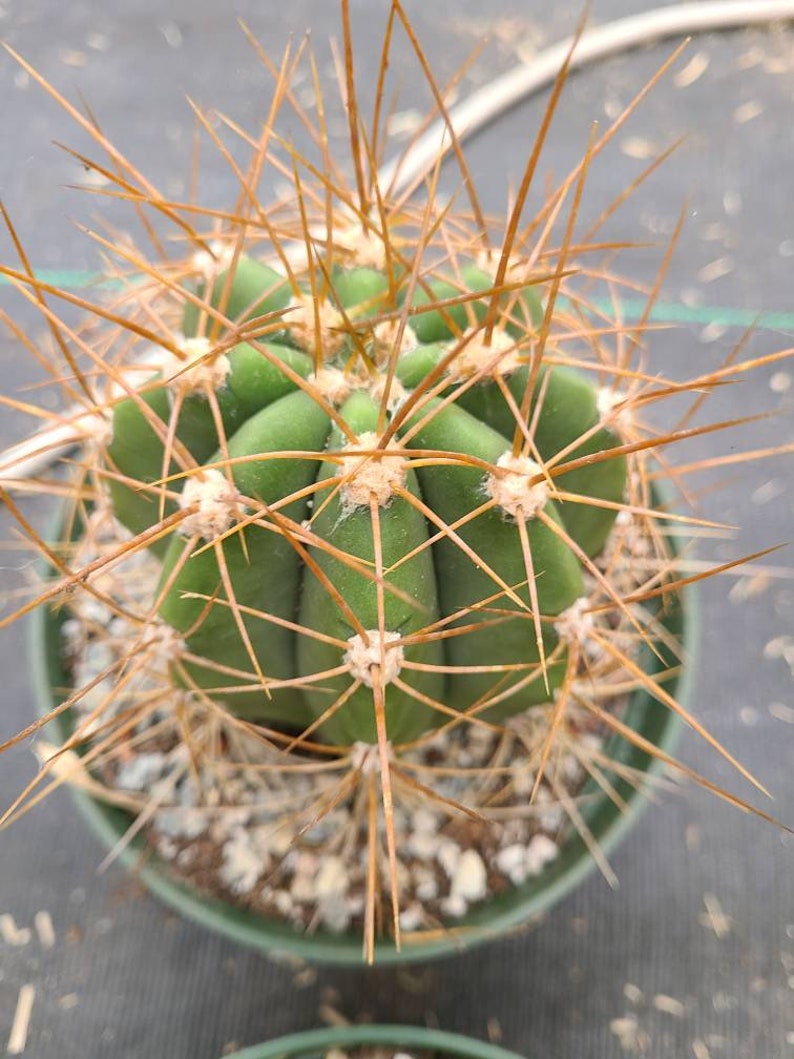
104,253,627,748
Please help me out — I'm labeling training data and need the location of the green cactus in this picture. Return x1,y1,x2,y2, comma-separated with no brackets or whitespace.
4,0,791,969
104,253,627,745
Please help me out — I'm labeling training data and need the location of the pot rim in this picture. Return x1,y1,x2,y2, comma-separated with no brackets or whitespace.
28,492,696,966
224,1024,526,1059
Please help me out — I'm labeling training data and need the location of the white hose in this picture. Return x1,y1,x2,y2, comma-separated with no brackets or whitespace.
383,1,794,194
3,0,794,487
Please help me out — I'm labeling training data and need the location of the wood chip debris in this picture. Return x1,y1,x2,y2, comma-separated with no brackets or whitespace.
711,991,738,1013
680,286,703,308
699,892,733,939
699,322,727,344
692,1040,712,1059
729,574,771,602
733,100,764,124
620,137,658,160
7,984,35,1056
623,982,645,1006
751,479,785,505
696,257,734,284
86,32,109,51
769,702,794,724
34,911,55,950
386,109,424,138
159,21,183,48
609,1014,650,1053
701,221,729,243
58,48,87,68
652,994,685,1018
722,191,742,217
674,51,710,88
58,994,80,1011
77,167,112,189
685,824,702,853
0,915,31,947
487,1017,502,1044
737,45,765,71
604,97,624,120
292,966,318,989
738,40,794,75
739,706,759,726
763,635,794,661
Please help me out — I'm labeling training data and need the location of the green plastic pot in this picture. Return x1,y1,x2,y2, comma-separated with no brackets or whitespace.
29,498,693,966
223,1024,526,1059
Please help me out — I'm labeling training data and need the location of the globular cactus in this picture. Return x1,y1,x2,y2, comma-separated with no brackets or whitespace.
103,245,628,747
6,2,790,965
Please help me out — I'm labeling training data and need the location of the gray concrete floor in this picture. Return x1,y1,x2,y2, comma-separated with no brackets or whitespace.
1,3,793,1057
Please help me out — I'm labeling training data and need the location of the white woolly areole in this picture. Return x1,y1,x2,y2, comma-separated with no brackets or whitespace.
191,239,233,277
334,223,387,270
338,432,407,510
485,451,549,520
287,294,346,356
554,597,595,646
475,247,530,281
179,469,242,540
160,336,231,396
350,740,391,774
597,386,632,433
372,318,418,359
140,620,186,669
75,411,114,449
308,368,353,407
344,630,404,687
447,326,521,380
368,373,408,413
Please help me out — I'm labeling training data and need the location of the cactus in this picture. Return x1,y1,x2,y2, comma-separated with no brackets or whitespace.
2,3,790,963
103,247,627,745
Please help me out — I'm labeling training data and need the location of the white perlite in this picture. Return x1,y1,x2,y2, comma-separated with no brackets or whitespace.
344,630,404,687
485,451,549,520
449,849,488,903
447,325,521,381
312,854,356,931
160,336,231,395
220,830,268,895
525,833,560,874
179,469,242,540
338,432,408,510
116,752,168,793
437,841,461,879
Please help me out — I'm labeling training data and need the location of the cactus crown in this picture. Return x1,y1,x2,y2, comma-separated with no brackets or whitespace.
103,220,627,748
1,4,788,960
